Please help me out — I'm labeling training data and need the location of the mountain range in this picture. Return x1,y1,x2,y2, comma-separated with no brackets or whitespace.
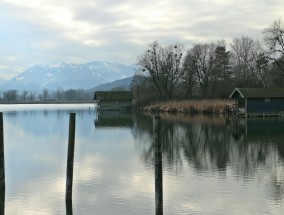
0,61,137,92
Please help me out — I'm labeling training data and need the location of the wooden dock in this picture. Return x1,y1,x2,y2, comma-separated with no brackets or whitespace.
235,112,284,118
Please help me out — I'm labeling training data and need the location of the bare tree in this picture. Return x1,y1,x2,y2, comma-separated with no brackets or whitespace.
28,91,35,101
3,90,18,101
183,43,218,97
263,19,284,73
57,86,64,101
131,74,159,105
231,36,254,86
182,41,233,98
181,52,196,98
230,36,269,87
137,41,184,100
21,90,28,101
253,46,270,87
43,89,49,101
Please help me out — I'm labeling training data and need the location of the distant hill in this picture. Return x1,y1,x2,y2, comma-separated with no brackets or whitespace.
0,61,137,91
86,76,133,92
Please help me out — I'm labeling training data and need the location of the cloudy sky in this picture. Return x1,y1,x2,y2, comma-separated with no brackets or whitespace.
0,0,283,80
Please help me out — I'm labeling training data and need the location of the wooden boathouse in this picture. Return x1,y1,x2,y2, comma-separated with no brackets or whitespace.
229,88,284,116
94,91,134,110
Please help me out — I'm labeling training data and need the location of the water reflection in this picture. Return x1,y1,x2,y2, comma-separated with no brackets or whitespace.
133,114,284,168
95,111,134,128
95,112,284,212
3,107,93,215
153,116,163,215
131,113,284,206
2,106,284,214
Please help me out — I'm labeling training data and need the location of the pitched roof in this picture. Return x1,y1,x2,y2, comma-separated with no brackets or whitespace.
229,88,284,98
94,91,133,100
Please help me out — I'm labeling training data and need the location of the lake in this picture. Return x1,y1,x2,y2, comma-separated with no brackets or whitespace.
0,104,283,214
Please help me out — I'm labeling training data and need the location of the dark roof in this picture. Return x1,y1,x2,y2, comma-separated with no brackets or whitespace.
229,88,284,98
94,91,133,100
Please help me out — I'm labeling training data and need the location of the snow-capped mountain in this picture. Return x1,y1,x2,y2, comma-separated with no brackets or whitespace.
1,61,137,91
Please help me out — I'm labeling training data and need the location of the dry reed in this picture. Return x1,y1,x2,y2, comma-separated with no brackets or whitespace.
140,99,234,114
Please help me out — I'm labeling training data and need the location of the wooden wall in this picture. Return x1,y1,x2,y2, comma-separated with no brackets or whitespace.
247,98,284,113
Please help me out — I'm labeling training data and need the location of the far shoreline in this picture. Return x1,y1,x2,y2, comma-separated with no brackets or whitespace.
0,101,94,105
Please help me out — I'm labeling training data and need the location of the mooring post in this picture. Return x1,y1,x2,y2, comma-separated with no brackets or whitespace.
0,113,5,191
65,198,73,215
153,115,163,215
66,113,76,200
0,191,4,215
0,112,4,215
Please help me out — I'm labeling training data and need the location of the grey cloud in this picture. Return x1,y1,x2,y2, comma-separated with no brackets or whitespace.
0,0,284,79
73,6,119,25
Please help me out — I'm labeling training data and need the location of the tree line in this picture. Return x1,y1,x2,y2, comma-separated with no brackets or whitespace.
133,19,284,104
0,88,94,102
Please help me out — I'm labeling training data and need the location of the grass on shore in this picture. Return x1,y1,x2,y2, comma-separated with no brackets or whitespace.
139,99,234,114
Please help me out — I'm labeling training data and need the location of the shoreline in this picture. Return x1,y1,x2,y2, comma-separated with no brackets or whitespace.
0,101,94,104
0,103,96,112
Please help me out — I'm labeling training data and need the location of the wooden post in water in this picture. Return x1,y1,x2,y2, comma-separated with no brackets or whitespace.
0,113,4,215
153,115,163,215
66,113,76,200
0,191,4,215
0,113,5,191
65,198,73,215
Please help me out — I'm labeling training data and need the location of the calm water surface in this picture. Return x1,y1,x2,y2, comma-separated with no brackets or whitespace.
0,104,284,214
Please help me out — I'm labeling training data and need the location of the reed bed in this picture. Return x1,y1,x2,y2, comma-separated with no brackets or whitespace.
139,99,234,114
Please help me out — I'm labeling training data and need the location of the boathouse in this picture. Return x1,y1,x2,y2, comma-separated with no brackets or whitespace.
94,91,134,110
229,88,284,116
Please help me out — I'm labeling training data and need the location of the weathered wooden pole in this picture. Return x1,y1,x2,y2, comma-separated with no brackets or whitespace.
153,115,163,215
0,190,4,215
0,113,5,191
66,113,76,200
65,197,73,215
0,112,4,215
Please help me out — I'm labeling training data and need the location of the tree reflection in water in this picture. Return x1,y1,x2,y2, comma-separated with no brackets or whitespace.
131,113,284,201
95,112,284,203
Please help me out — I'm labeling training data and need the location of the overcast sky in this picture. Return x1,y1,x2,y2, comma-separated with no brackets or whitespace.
0,0,283,79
